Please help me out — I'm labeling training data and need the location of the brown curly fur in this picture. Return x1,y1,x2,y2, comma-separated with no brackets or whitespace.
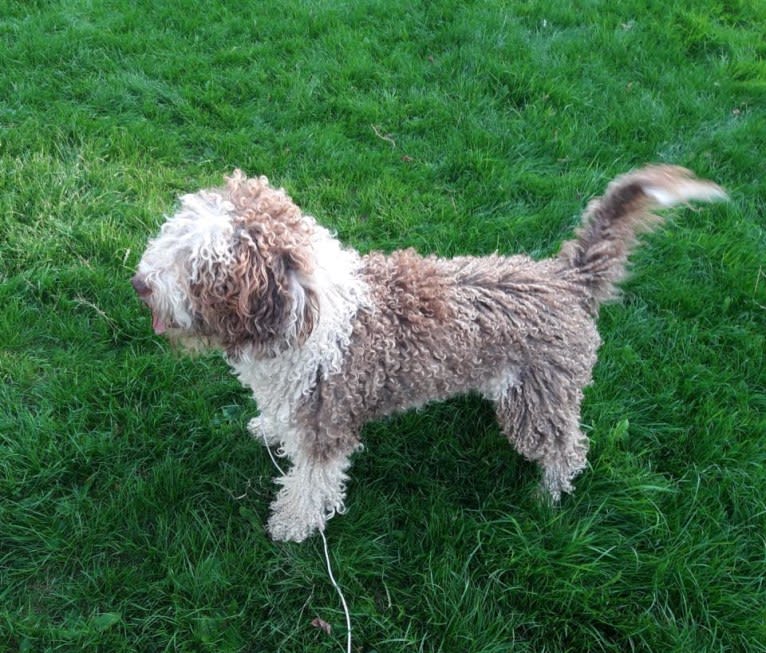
187,173,319,356
133,165,725,542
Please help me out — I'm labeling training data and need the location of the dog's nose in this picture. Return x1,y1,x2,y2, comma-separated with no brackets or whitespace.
131,274,151,297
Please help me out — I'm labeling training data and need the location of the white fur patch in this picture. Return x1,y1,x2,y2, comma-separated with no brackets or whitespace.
481,368,521,402
644,181,728,207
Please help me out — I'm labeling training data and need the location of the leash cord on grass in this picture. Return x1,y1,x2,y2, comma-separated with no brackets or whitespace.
264,442,353,653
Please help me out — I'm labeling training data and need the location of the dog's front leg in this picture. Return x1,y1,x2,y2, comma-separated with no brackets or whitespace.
266,440,352,543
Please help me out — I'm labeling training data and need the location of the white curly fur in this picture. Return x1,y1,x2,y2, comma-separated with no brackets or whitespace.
136,181,370,541
136,191,237,333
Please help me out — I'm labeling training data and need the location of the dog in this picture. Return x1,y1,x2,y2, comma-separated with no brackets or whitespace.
132,166,725,542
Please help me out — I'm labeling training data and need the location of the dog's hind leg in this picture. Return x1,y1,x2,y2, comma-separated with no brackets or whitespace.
493,366,590,501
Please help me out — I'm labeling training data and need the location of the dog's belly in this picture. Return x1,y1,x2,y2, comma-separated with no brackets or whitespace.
376,356,520,415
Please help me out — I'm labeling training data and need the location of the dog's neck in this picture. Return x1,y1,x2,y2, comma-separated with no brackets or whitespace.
228,225,369,427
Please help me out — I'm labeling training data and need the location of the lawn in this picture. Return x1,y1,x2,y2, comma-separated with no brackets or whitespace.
1,1,764,651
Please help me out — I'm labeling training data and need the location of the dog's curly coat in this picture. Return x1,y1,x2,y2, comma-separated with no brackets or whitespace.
133,166,725,542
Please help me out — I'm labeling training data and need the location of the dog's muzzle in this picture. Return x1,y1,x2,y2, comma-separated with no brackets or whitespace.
131,274,170,334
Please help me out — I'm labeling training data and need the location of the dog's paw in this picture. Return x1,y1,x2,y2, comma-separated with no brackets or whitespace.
266,509,322,543
540,465,577,504
265,483,345,542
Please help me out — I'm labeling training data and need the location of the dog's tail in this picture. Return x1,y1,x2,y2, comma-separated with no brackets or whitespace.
557,165,726,314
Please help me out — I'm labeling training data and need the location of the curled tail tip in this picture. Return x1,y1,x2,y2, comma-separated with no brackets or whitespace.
622,164,728,208
644,182,728,208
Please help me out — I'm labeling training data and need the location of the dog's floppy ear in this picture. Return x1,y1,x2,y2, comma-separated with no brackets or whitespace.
189,227,318,354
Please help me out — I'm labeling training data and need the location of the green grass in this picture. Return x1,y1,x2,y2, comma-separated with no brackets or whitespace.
1,0,765,651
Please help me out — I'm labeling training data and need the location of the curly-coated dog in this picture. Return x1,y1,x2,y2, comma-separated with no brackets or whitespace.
132,166,725,542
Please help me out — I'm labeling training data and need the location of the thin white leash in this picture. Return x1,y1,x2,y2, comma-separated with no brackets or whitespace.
263,441,353,653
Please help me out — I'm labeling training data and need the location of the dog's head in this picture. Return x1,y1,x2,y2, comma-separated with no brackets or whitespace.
132,171,319,357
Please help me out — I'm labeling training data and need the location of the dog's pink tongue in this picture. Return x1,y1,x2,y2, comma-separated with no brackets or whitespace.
152,312,167,334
